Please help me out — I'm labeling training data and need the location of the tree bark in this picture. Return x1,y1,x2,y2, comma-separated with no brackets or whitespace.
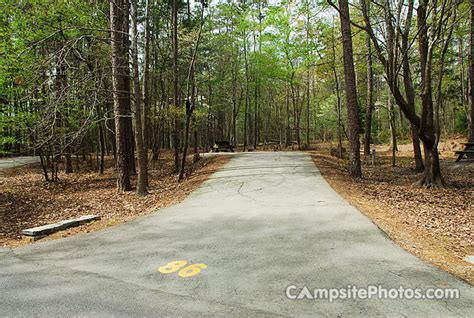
290,74,300,150
142,0,151,186
97,103,105,174
243,29,250,151
172,0,180,171
306,69,311,147
306,7,311,147
338,0,362,177
131,0,147,196
410,124,424,172
388,95,397,167
122,0,135,176
415,0,444,187
363,37,373,157
360,0,446,185
399,0,424,172
231,50,239,147
469,1,474,142
285,85,291,147
330,23,343,158
179,2,204,181
110,0,131,192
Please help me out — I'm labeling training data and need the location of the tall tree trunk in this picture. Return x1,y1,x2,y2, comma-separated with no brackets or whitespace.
305,7,311,147
330,23,343,158
97,103,105,174
469,1,474,142
458,36,466,135
400,0,424,172
39,149,50,182
415,0,443,187
231,57,238,147
179,99,193,181
142,0,151,186
193,114,199,161
364,37,373,157
55,49,67,178
285,85,291,147
388,95,397,167
172,0,180,171
243,30,250,151
179,2,204,181
290,75,300,149
110,0,131,191
98,121,105,174
306,69,311,147
131,0,147,196
360,0,446,185
337,0,362,177
123,0,135,176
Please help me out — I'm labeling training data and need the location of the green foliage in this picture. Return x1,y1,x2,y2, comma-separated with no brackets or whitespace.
0,0,470,159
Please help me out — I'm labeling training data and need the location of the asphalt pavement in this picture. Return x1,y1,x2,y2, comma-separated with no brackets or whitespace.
1,152,472,317
0,156,39,170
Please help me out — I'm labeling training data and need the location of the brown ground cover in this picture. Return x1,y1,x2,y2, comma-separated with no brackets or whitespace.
310,140,473,285
1,140,472,285
0,153,230,248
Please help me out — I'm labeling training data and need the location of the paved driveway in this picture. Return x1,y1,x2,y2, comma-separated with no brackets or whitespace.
0,152,472,316
0,156,39,170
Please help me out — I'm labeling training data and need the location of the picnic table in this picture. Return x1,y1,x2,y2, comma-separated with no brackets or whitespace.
455,142,474,162
212,141,234,152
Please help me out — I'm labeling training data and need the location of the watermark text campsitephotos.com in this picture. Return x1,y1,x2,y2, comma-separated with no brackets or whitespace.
285,285,460,303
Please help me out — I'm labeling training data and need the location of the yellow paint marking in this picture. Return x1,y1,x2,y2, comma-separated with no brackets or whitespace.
158,261,188,274
178,263,208,278
158,261,208,278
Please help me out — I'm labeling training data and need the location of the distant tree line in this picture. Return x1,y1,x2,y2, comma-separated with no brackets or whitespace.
0,0,472,191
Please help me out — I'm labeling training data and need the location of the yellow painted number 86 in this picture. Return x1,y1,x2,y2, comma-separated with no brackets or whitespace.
158,261,207,278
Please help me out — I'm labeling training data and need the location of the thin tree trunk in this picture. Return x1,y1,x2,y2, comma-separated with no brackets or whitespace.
330,22,343,158
231,70,238,147
290,75,300,150
285,85,291,147
364,37,373,157
179,2,204,181
39,149,49,182
97,105,105,174
388,95,397,167
334,68,343,158
306,70,310,147
469,2,474,142
172,0,180,172
179,99,193,181
305,7,311,147
123,0,135,176
142,0,151,185
243,30,249,152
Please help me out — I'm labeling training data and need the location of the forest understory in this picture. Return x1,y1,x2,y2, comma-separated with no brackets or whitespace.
311,140,473,285
0,152,230,248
